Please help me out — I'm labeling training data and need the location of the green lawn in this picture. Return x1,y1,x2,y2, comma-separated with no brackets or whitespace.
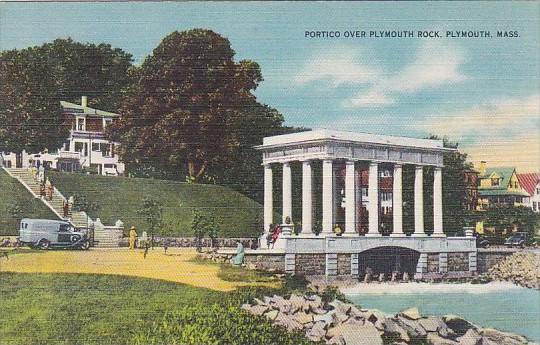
0,169,58,236
47,172,263,237
0,272,312,345
0,272,221,345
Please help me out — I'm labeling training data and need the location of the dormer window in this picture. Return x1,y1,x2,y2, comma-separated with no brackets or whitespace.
491,178,500,186
76,117,85,131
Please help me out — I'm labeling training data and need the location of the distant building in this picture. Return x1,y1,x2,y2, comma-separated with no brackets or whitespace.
476,161,528,210
1,96,124,176
463,168,479,211
517,173,540,213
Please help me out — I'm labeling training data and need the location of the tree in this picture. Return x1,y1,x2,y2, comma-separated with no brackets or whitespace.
482,205,538,237
137,197,163,249
0,39,133,163
0,48,67,165
190,209,221,251
109,29,274,183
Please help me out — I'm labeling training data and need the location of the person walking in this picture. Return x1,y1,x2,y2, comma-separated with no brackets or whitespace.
45,178,54,201
38,165,45,184
129,226,138,250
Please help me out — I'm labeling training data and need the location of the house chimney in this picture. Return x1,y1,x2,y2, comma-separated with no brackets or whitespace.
81,96,88,107
479,161,487,176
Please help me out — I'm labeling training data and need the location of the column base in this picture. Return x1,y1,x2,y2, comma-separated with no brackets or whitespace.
390,233,406,237
411,233,428,237
365,232,382,237
430,232,446,237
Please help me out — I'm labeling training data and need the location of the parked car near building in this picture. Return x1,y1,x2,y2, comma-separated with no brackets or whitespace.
504,232,537,248
19,218,90,250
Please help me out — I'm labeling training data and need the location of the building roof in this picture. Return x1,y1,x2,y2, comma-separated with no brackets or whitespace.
478,167,516,190
479,189,529,197
60,101,120,118
260,129,452,151
517,173,540,196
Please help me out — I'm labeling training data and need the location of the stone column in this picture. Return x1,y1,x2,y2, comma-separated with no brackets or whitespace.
322,159,334,234
367,162,379,236
301,160,313,234
282,162,292,224
391,164,403,236
345,160,356,233
413,165,425,236
263,164,273,233
433,167,444,236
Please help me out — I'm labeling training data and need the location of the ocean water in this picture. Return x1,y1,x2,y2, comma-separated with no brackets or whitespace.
345,283,540,342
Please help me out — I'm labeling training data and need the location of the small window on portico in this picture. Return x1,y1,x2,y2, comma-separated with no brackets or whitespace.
76,118,85,131
491,178,500,186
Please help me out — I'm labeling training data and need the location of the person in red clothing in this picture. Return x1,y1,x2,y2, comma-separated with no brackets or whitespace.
270,224,281,249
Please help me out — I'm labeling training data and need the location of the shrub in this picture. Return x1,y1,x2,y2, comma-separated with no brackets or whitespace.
131,304,318,345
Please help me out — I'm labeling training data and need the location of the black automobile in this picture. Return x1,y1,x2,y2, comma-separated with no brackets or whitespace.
504,232,536,248
474,232,491,248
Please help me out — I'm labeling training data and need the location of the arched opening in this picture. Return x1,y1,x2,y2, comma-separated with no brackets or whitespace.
358,246,420,280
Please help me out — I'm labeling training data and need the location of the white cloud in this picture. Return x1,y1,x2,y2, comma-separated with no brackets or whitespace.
426,93,539,138
426,93,540,172
295,40,469,108
293,46,381,87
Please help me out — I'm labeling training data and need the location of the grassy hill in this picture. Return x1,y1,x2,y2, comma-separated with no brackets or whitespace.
0,169,57,236
47,172,263,238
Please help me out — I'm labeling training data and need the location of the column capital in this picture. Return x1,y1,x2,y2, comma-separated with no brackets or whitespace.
415,165,424,171
300,159,312,164
263,163,272,168
345,160,356,166
282,161,291,167
393,163,403,169
369,161,379,167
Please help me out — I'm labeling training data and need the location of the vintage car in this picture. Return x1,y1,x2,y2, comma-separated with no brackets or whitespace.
504,232,536,248
19,218,90,250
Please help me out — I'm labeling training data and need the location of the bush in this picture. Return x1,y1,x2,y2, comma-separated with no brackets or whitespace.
131,304,318,345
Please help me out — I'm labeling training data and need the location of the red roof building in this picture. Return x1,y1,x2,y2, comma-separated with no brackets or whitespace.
517,173,540,213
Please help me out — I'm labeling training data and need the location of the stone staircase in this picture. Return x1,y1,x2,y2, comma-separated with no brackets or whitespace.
3,167,123,247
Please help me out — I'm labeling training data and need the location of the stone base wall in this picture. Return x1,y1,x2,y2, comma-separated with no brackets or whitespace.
154,236,259,249
244,253,285,272
477,250,516,273
448,252,469,272
337,254,351,275
427,253,440,273
296,254,326,276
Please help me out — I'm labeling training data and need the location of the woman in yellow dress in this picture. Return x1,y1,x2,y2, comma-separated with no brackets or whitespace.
128,226,138,249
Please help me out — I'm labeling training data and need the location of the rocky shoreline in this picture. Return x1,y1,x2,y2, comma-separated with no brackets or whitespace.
242,293,530,345
481,252,539,289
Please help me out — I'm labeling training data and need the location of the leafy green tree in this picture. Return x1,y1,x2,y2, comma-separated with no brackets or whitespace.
0,48,67,165
0,39,133,164
482,205,538,237
109,29,281,183
191,209,221,251
137,197,163,249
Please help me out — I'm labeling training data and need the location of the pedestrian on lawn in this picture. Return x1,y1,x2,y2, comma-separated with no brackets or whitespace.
129,226,138,250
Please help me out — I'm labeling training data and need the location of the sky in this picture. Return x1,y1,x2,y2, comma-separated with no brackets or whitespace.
1,2,539,172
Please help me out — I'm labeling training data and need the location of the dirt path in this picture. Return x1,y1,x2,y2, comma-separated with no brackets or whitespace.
0,247,277,291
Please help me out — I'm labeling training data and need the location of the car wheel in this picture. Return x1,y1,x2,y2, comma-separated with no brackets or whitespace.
79,240,90,250
484,243,490,249
38,239,50,250
520,243,525,249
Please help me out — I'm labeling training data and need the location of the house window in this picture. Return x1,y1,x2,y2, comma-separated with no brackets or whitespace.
491,178,499,186
104,119,112,128
76,118,85,131
362,188,368,198
92,143,101,152
380,170,391,177
381,192,392,202
533,202,537,211
74,142,84,153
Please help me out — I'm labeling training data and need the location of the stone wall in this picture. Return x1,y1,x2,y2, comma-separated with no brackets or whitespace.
448,252,469,272
296,254,326,276
154,236,259,249
477,250,515,273
337,254,351,275
244,253,285,272
427,253,440,273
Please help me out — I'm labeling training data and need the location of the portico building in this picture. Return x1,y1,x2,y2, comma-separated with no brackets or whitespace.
251,130,477,279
